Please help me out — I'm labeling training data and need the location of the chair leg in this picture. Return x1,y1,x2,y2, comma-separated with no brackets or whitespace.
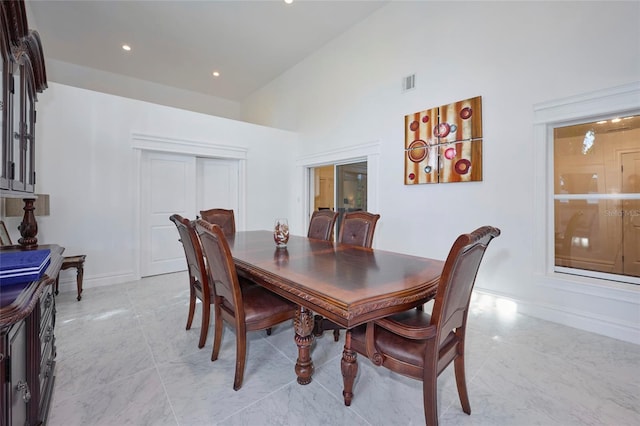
211,305,223,362
75,263,84,301
313,315,343,341
233,331,247,391
423,360,439,425
454,354,471,415
313,314,324,336
266,327,272,336
186,286,196,330
198,301,210,349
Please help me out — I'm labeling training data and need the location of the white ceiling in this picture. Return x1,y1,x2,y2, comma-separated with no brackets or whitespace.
26,0,388,103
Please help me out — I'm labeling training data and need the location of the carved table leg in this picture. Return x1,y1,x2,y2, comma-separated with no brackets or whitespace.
341,330,358,406
293,306,315,385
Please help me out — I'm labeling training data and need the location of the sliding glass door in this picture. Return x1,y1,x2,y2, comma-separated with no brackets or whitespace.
309,161,367,239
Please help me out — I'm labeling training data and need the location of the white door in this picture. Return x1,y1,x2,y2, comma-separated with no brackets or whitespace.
197,157,239,217
141,151,196,277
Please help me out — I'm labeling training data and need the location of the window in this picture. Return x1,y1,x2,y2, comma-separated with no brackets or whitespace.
553,115,640,280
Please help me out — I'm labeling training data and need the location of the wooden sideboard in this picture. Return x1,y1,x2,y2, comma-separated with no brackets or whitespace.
1,245,63,426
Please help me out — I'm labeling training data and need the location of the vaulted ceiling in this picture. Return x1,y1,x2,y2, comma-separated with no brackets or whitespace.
26,0,388,103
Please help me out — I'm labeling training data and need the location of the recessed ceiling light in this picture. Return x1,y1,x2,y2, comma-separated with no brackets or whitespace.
212,71,220,77
284,0,293,4
122,44,131,51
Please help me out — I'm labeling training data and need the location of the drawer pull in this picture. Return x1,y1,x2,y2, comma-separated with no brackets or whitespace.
16,380,31,403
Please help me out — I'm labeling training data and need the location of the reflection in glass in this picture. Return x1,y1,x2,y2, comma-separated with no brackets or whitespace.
554,115,640,279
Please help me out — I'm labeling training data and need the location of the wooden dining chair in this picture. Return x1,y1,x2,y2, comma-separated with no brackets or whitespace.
313,210,381,341
350,226,501,425
199,208,236,236
169,214,214,349
307,210,339,241
195,219,298,391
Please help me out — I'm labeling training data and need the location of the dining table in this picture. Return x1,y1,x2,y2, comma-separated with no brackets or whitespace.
226,230,444,406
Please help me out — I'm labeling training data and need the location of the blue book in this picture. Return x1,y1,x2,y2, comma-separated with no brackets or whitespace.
0,249,51,286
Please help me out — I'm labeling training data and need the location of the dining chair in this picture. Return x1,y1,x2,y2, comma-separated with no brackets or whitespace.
349,225,501,425
337,210,381,247
199,208,236,236
313,210,381,341
169,214,213,348
195,219,298,391
307,210,339,241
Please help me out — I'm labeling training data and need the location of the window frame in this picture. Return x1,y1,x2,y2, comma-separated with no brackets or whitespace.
533,82,640,286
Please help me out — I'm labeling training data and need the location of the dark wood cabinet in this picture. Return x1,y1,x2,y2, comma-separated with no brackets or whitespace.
0,0,47,195
1,245,63,426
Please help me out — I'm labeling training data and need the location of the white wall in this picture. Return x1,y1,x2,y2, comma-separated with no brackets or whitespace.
46,59,242,121
241,2,640,342
13,82,298,289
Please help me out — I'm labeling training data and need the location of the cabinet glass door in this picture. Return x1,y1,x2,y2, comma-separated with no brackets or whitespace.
10,64,25,191
0,40,7,190
24,77,34,192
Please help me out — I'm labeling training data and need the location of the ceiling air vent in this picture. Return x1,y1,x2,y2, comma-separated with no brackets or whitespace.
402,74,415,92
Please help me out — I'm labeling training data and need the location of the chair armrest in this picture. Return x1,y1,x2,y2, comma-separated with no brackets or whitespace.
373,317,437,340
363,317,437,366
365,322,383,365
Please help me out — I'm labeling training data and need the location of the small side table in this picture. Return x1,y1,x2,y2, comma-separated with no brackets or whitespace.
55,254,86,301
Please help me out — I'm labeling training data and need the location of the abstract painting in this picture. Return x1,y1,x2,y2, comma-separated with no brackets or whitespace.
405,96,483,184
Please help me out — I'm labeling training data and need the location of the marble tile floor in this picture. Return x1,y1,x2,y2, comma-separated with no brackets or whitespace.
48,271,640,426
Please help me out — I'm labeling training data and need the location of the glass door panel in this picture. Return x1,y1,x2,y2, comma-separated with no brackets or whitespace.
308,161,368,240
336,161,367,235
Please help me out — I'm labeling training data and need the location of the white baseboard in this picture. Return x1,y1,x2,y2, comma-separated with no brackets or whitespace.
55,271,138,295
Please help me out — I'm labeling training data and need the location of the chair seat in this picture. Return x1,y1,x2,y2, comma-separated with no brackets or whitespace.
241,282,297,325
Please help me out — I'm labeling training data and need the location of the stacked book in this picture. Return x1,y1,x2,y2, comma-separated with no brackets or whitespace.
0,249,51,286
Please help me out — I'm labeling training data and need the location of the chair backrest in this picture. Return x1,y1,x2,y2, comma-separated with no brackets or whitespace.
199,208,236,236
338,211,380,248
195,219,244,320
307,210,339,241
169,214,209,294
430,226,500,345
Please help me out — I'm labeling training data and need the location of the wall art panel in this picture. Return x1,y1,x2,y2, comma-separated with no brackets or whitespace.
404,96,483,184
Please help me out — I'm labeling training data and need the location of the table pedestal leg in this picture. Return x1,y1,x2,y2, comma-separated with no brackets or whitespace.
341,330,358,406
293,306,314,385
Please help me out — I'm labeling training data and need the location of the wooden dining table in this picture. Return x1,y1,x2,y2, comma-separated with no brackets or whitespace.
226,231,444,406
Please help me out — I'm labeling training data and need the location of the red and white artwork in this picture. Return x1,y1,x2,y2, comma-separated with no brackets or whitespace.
404,96,483,184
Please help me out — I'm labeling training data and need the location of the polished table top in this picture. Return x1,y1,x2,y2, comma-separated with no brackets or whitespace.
226,231,445,329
